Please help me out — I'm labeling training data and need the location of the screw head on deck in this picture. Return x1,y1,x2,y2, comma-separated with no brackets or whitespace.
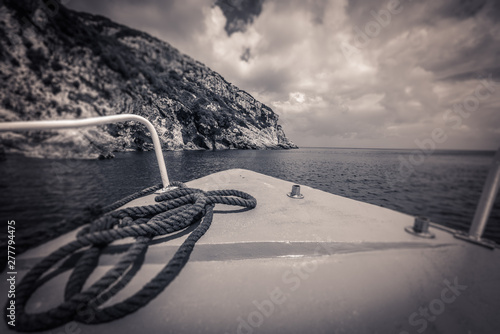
287,185,304,199
405,216,435,238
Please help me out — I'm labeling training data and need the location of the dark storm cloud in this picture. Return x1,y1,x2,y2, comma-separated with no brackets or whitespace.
309,0,329,25
344,0,500,83
240,47,251,62
440,67,500,82
437,0,487,19
346,0,488,22
417,0,500,82
67,0,211,57
215,0,265,35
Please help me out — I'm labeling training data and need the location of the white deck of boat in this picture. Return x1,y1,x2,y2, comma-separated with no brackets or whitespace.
3,169,500,333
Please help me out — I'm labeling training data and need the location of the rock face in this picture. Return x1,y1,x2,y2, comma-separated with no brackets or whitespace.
0,0,297,159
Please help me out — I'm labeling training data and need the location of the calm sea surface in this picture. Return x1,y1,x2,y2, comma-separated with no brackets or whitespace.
1,148,499,244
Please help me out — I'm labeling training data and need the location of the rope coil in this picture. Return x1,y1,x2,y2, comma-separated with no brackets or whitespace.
7,182,257,332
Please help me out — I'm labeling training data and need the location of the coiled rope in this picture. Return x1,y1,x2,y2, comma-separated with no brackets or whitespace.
11,184,166,257
7,182,257,332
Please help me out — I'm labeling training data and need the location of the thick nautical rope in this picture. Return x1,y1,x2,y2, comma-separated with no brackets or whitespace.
11,183,166,257
7,182,257,332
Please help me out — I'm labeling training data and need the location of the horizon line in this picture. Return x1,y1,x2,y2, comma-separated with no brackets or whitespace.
298,146,498,152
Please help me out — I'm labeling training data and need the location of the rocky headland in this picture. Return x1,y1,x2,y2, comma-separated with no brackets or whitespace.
0,0,297,159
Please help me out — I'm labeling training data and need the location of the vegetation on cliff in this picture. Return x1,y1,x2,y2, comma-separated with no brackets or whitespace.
0,0,296,158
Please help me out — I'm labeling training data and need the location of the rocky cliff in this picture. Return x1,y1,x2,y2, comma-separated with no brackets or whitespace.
0,0,297,159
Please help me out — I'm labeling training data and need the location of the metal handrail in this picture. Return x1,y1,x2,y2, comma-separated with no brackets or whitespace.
454,146,500,249
469,147,500,238
0,114,170,188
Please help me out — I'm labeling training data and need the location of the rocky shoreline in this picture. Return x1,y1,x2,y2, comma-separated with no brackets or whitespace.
0,0,297,159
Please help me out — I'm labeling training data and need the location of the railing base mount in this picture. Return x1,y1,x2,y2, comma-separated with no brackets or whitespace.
454,231,496,250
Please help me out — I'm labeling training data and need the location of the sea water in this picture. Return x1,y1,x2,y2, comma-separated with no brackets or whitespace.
1,148,498,244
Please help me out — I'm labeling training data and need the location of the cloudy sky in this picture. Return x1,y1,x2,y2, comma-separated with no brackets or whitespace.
67,0,500,150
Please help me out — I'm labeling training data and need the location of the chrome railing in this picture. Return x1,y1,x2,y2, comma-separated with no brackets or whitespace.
469,147,500,238
0,114,170,189
455,146,500,249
